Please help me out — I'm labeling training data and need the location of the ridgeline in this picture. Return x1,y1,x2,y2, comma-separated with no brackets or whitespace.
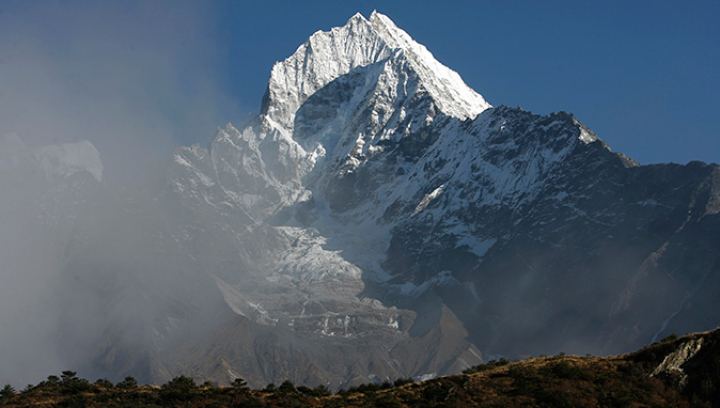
2,329,719,408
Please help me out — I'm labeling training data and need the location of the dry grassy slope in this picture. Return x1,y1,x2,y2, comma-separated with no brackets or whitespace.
5,328,719,407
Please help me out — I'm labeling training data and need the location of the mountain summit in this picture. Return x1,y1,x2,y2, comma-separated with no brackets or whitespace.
1,12,719,390
263,11,490,133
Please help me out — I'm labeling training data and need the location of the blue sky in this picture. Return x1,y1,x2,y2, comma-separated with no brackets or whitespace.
1,0,718,179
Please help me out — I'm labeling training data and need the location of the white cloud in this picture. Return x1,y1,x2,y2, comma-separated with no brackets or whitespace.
0,1,241,182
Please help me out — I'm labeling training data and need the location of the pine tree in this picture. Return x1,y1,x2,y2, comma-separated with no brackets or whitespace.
0,384,16,401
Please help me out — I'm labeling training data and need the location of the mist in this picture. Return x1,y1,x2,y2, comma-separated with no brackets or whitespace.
0,1,244,183
0,1,244,386
0,134,226,386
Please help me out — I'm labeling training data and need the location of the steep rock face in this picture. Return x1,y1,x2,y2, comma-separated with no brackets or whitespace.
378,111,720,358
642,329,720,405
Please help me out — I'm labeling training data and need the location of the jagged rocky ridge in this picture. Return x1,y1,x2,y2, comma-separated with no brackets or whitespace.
1,12,719,390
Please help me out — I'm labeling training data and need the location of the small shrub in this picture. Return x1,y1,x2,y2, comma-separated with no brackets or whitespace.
60,371,79,385
374,393,402,408
393,377,414,387
0,384,16,401
162,375,196,392
160,375,198,403
278,379,297,394
462,358,511,374
57,394,89,408
550,361,591,380
58,372,92,396
313,384,332,396
94,378,114,389
116,376,138,389
206,400,223,408
46,375,61,387
263,382,276,393
535,389,572,408
243,395,264,407
508,364,529,379
298,384,333,397
94,392,112,403
344,381,386,395
232,377,250,395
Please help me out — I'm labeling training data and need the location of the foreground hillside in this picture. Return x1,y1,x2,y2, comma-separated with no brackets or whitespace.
3,329,718,408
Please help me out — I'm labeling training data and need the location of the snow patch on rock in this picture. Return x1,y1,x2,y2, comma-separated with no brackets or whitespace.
35,141,103,182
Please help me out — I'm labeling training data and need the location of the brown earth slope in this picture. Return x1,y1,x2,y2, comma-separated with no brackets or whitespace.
3,328,719,407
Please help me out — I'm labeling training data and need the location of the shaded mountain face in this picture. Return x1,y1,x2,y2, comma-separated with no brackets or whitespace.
1,12,719,390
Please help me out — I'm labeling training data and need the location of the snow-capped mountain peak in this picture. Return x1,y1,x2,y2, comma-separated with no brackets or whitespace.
0,133,103,182
263,13,393,132
368,11,491,119
262,11,490,133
